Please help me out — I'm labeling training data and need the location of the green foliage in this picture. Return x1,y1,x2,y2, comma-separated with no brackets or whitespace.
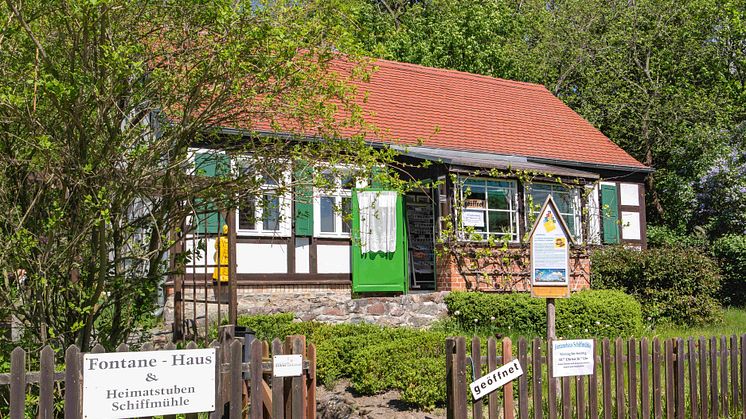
646,225,708,249
234,313,445,409
349,331,447,409
712,235,746,307
591,246,723,326
444,290,642,338
343,0,746,236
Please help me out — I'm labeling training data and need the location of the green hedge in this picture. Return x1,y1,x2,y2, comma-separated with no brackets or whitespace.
235,314,446,409
349,331,447,409
444,289,643,338
591,246,722,326
712,234,746,307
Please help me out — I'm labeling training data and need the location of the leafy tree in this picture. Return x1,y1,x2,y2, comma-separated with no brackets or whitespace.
343,0,745,234
0,0,391,350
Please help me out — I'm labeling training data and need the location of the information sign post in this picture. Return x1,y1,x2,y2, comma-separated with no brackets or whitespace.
528,195,574,340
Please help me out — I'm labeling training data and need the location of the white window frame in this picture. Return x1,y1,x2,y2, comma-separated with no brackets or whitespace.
456,177,519,242
313,167,365,238
234,157,292,237
525,183,582,240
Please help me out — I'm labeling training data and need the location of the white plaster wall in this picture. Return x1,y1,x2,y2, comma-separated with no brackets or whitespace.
295,238,310,274
236,243,288,273
620,183,640,206
184,237,216,273
621,211,641,240
316,245,351,274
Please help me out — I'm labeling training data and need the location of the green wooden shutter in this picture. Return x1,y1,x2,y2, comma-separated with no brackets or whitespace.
600,184,620,244
294,161,313,236
195,151,229,234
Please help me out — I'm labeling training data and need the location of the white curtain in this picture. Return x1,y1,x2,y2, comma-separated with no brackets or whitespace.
357,191,397,254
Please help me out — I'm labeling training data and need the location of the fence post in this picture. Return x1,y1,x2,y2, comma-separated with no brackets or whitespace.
10,347,25,419
455,337,468,419
698,336,708,419
249,339,263,419
517,338,528,419
39,345,55,419
472,336,483,419
306,343,317,419
686,338,698,419
272,339,285,419
290,336,305,418
531,338,543,419
446,337,456,419
503,338,514,419
64,345,82,419
628,338,638,419
614,338,626,419
229,339,243,419
489,337,500,419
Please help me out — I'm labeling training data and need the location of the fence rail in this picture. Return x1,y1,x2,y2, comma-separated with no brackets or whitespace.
1,328,315,419
446,334,746,419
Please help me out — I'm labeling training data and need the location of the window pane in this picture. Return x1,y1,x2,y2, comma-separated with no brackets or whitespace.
239,198,256,230
320,196,335,232
262,193,280,231
554,192,573,214
262,176,278,187
487,190,509,210
464,185,486,201
341,175,354,191
530,190,550,209
563,214,576,237
341,197,352,233
488,211,511,235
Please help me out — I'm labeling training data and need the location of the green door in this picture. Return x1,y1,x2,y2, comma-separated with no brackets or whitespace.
351,189,408,293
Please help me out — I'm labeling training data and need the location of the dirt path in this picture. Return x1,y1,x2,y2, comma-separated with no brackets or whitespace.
316,380,446,419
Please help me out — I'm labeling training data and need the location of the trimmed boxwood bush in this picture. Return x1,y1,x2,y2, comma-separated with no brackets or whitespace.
591,246,722,326
712,234,746,307
349,331,447,408
444,289,642,338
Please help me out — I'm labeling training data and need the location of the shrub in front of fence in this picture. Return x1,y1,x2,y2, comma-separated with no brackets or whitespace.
444,289,642,338
591,245,723,326
349,331,448,409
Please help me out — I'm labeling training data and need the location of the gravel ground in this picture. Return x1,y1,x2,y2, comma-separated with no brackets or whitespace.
316,380,446,419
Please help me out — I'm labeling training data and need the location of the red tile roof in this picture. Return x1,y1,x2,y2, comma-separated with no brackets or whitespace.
341,58,646,170
247,56,647,170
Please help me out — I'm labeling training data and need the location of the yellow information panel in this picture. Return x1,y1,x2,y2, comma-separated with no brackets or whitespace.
531,285,570,299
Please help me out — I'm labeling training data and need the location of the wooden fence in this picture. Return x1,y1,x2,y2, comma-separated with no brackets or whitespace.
0,328,316,419
446,335,746,419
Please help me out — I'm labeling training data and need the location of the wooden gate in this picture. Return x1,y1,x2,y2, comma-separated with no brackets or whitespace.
446,335,746,419
0,328,316,418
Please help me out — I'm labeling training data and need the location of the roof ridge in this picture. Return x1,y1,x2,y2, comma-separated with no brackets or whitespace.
371,57,548,92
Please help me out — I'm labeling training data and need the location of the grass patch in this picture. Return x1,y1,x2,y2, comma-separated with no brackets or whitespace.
649,307,746,339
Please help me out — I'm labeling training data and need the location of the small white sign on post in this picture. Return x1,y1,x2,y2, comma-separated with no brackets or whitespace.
552,339,595,377
469,359,524,400
273,354,303,377
83,348,216,419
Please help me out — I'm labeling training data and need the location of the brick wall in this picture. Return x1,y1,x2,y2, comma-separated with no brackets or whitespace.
435,244,592,292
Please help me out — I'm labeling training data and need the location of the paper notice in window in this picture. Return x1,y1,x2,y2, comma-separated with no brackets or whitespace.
463,210,485,227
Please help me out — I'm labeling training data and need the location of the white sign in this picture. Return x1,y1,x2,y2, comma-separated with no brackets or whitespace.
83,348,215,419
273,354,303,377
462,210,485,227
469,359,524,400
552,339,595,377
530,196,572,286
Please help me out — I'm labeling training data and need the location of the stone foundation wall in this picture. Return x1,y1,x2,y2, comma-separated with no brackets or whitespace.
165,285,449,329
435,244,591,292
